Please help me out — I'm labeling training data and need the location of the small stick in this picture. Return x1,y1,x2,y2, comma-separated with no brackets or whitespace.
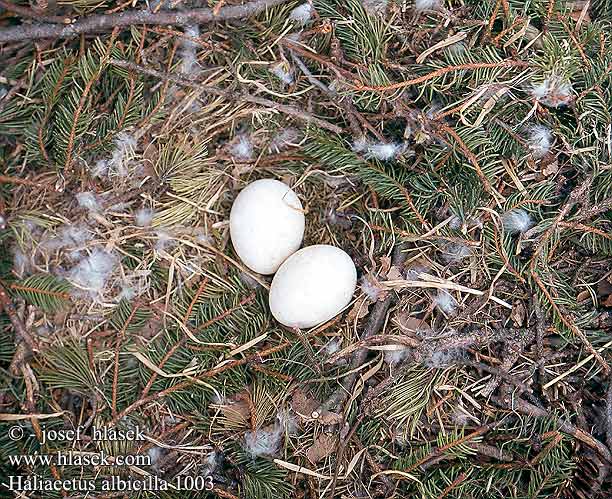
606,379,612,452
496,396,612,462
437,472,469,499
354,61,528,92
0,174,53,188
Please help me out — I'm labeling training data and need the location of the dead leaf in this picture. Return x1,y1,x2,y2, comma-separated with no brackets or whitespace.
306,434,338,464
577,290,591,303
541,159,559,177
317,410,343,425
380,255,392,275
346,296,370,322
215,391,250,427
597,279,612,297
387,265,403,281
361,273,389,302
291,388,320,419
395,312,430,333
511,301,526,327
604,295,612,308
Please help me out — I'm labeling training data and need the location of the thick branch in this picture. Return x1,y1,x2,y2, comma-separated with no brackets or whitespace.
0,0,289,43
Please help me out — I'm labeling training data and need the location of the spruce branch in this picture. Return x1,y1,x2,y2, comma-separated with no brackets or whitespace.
0,0,291,43
111,317,340,424
400,424,498,474
495,395,612,464
529,173,610,374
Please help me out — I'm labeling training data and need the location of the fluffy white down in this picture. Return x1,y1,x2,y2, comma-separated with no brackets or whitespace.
415,0,442,12
269,128,300,153
360,274,386,301
425,348,463,368
135,208,155,227
353,138,406,161
41,224,93,251
502,208,533,234
362,0,388,15
76,191,101,212
527,125,553,159
325,338,341,355
384,346,411,366
93,132,136,178
270,62,294,84
13,248,30,278
68,249,118,299
230,135,254,160
147,447,163,467
440,242,472,263
289,3,313,24
434,289,457,315
244,425,283,457
180,25,200,76
531,76,573,108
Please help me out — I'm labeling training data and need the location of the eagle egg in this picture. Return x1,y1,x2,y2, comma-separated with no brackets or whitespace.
269,245,357,328
230,179,305,275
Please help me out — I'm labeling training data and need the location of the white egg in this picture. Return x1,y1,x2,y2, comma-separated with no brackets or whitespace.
230,179,304,275
269,245,357,328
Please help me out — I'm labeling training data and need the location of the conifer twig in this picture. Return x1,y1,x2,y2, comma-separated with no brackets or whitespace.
606,380,612,453
110,317,339,424
528,173,610,374
0,0,291,43
111,303,140,418
0,174,53,188
496,395,612,462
